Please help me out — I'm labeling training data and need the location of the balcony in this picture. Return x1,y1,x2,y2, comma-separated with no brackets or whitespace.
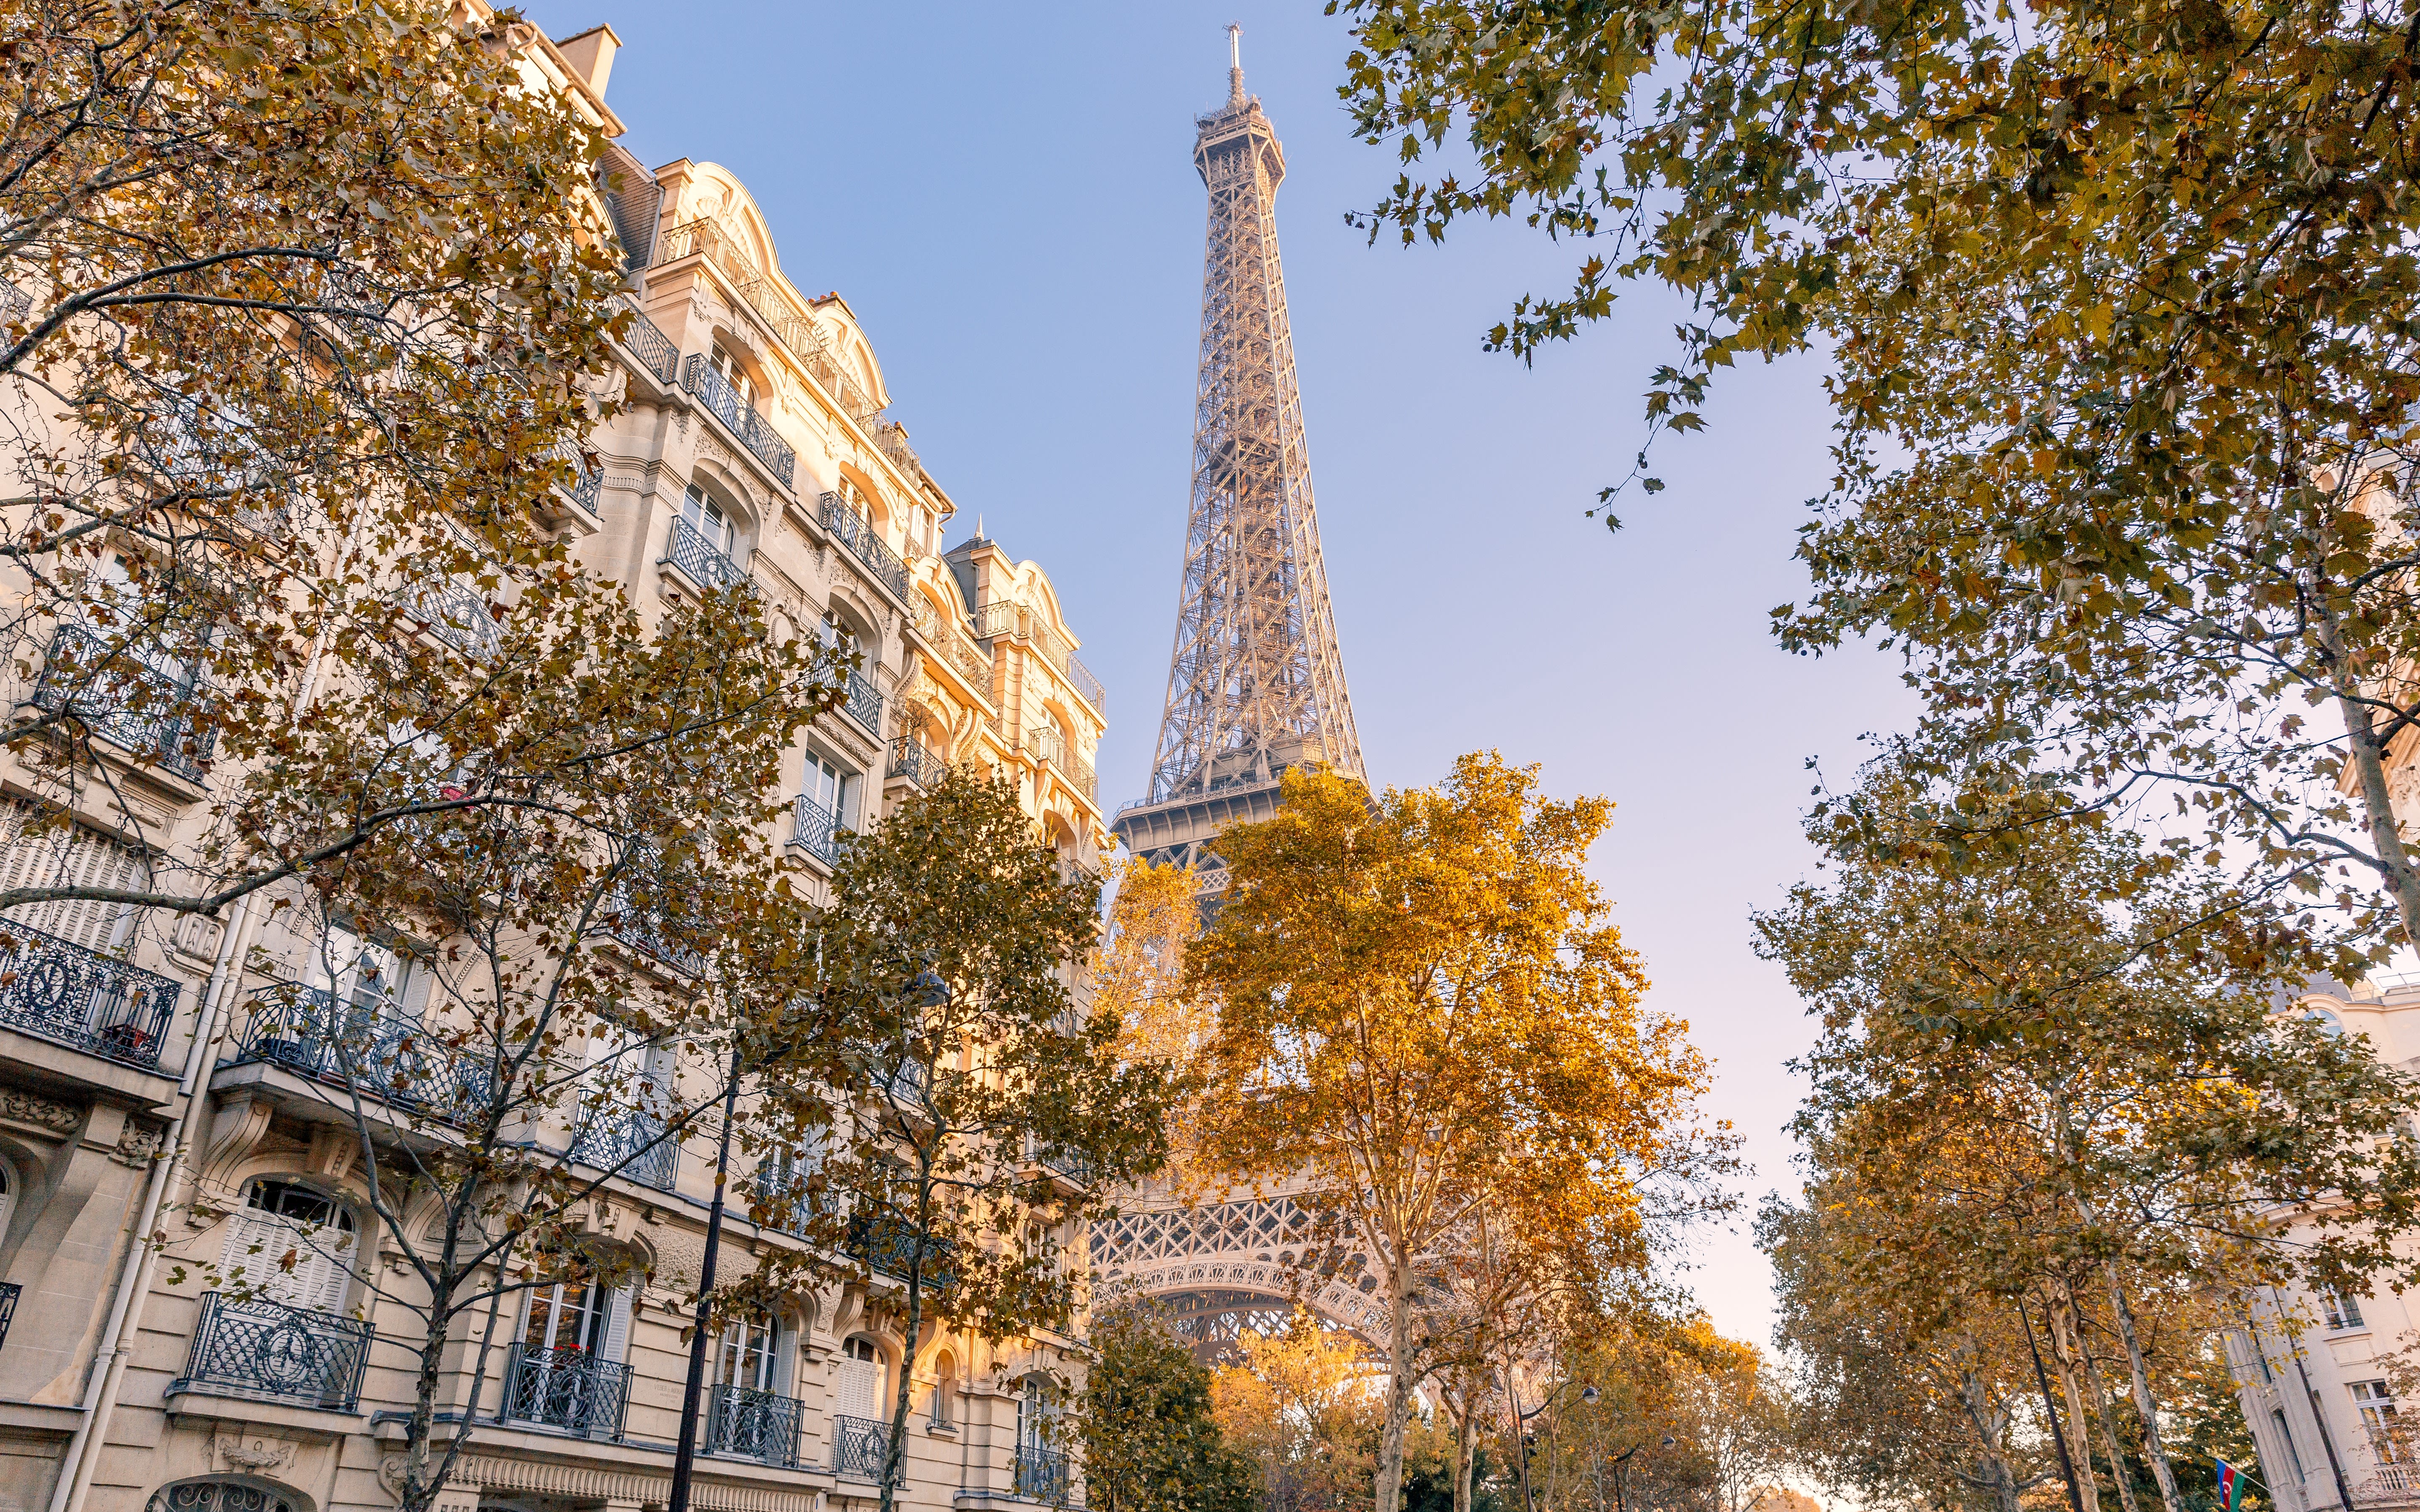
790,793,845,867
553,440,603,514
1026,1136,1093,1188
1024,729,1099,805
749,1161,814,1233
888,737,942,789
706,1383,804,1467
600,886,706,978
661,515,746,593
832,1412,895,1483
169,1293,372,1412
397,579,501,661
681,352,797,488
817,492,910,601
608,294,679,383
33,624,217,782
1016,1445,1071,1502
504,1342,630,1438
654,220,821,361
839,669,883,735
0,919,179,1069
568,1107,678,1190
233,987,493,1127
912,601,994,696
970,604,1104,716
844,1213,954,1288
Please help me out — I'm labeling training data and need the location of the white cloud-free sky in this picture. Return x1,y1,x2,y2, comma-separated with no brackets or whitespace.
518,0,1920,1347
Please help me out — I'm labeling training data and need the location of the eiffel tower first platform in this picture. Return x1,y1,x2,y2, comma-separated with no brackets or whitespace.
1109,28,1364,896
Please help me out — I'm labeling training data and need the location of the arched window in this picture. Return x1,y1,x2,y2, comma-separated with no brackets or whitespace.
683,482,736,554
837,1334,884,1423
2306,1007,2347,1037
708,343,755,409
219,1179,355,1311
930,1351,956,1426
145,1482,302,1512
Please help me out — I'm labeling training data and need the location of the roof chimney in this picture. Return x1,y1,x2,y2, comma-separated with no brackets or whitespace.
553,24,621,100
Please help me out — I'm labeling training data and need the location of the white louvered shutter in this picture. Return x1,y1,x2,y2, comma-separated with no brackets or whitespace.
837,1356,881,1420
0,804,148,950
216,1207,350,1310
600,1285,633,1362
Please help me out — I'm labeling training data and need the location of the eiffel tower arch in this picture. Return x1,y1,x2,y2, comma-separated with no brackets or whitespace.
1105,33,1377,1365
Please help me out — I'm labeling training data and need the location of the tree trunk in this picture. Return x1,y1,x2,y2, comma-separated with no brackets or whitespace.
1452,1401,1475,1512
1374,1255,1416,1512
1960,1366,2025,1512
880,1181,935,1512
2316,593,2420,945
2101,1264,2184,1512
2076,1305,2144,1512
2047,1297,2105,1512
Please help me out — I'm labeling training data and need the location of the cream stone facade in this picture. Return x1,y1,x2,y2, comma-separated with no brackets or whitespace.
0,19,1110,1512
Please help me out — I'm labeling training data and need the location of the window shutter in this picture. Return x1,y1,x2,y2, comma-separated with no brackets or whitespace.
218,1208,350,1310
0,803,150,950
600,1284,633,1362
837,1356,881,1420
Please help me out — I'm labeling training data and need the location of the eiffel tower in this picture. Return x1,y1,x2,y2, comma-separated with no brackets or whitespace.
1111,27,1364,894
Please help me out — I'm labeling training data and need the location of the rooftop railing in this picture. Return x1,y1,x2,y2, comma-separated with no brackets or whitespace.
818,492,910,601
662,515,746,593
170,1293,371,1411
567,1107,678,1191
912,600,994,694
888,737,943,789
0,918,179,1069
967,604,1104,715
791,793,845,867
707,1383,805,1467
608,295,679,383
505,1342,630,1438
682,352,796,488
34,625,218,782
233,987,492,1127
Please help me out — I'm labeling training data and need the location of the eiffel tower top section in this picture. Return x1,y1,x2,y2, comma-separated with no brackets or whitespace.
1114,33,1364,876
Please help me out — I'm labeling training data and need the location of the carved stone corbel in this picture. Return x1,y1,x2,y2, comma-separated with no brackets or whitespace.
191,1091,273,1221
304,1122,359,1184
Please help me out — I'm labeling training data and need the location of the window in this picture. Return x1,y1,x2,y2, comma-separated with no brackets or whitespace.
2306,1007,2347,1037
1018,1375,1056,1451
718,1312,778,1392
931,1352,956,1426
805,751,856,830
708,344,755,408
837,1336,884,1422
2325,1287,2367,1331
0,801,151,952
2358,1381,2405,1463
2275,1408,2308,1480
310,925,404,1022
682,482,735,554
219,1179,355,1311
524,1277,610,1355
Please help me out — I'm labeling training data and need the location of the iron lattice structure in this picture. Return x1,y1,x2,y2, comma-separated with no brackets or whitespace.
1090,1194,1392,1362
1114,38,1363,879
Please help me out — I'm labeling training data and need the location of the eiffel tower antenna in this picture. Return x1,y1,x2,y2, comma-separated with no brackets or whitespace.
1113,37,1365,885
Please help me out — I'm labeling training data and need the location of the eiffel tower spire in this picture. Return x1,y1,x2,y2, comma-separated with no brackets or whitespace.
1113,42,1364,881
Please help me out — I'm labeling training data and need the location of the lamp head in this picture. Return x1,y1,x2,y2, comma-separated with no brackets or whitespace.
1581,1385,1599,1405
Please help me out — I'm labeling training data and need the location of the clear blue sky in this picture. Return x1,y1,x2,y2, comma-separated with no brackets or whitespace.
520,0,1918,1348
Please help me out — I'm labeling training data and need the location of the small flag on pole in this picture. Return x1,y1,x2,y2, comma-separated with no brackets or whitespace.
2216,1457,2246,1512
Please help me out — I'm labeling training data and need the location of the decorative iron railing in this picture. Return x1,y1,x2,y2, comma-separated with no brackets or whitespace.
864,417,922,479
568,1108,678,1190
600,885,707,978
832,1412,895,1483
965,604,1104,714
790,793,844,866
888,1058,929,1104
842,669,882,734
0,1281,21,1349
661,515,745,592
749,1161,815,1233
845,1213,955,1291
553,441,603,513
1017,1445,1071,1503
681,352,797,487
169,1293,372,1411
233,987,492,1127
1027,1137,1094,1187
912,601,994,693
504,1342,630,1438
654,220,821,358
817,492,911,601
608,295,680,383
888,737,942,788
707,1383,804,1466
397,579,501,660
33,624,217,782
0,918,179,1068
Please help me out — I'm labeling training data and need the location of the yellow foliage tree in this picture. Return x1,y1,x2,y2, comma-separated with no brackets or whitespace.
1188,753,1728,1512
1210,1312,1383,1512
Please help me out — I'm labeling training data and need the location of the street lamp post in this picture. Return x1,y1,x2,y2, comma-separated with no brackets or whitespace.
666,1037,749,1512
1507,1378,1599,1512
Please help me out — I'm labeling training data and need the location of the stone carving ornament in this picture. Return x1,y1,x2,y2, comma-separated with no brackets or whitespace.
0,1086,81,1134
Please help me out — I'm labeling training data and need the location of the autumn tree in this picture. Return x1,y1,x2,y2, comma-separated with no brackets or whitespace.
1327,0,2420,953
1188,753,1732,1512
1077,1300,1260,1512
1210,1311,1384,1512
745,767,1181,1512
1094,856,1213,1187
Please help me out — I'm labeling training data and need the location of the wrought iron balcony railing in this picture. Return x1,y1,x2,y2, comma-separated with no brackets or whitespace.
844,1213,955,1288
817,492,910,601
1026,1136,1093,1187
0,918,179,1069
33,624,217,782
864,417,922,480
232,987,493,1127
553,440,603,514
568,1107,678,1191
0,1281,21,1349
790,793,845,866
397,579,501,661
706,1383,804,1466
832,1412,895,1483
681,352,797,488
654,220,821,360
842,669,882,735
888,737,942,788
966,603,1104,714
912,600,994,694
1017,1444,1071,1502
749,1161,815,1233
662,515,746,593
608,295,680,383
169,1293,372,1411
504,1342,630,1438
600,885,707,978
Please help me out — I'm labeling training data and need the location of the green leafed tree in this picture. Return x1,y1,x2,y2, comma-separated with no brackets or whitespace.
1077,1301,1260,1512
